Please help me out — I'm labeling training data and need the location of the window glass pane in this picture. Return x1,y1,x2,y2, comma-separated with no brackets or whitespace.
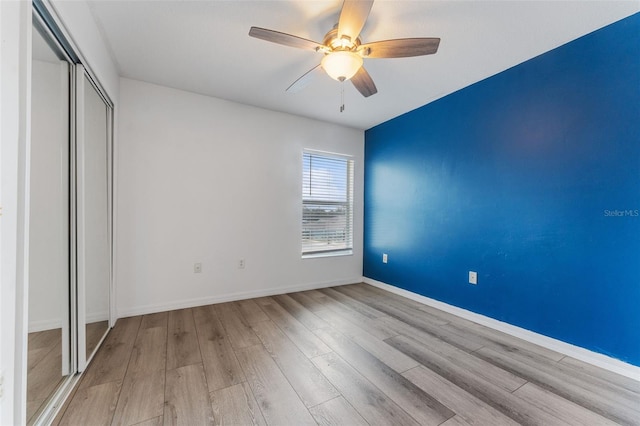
302,152,353,256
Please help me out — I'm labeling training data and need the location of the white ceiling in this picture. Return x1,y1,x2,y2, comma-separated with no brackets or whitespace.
85,0,639,130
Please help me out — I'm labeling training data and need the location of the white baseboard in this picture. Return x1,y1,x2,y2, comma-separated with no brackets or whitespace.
28,319,63,333
29,312,108,332
363,277,640,382
116,276,364,318
86,310,109,323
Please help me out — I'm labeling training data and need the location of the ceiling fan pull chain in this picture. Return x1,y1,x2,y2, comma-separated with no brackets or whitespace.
340,81,345,113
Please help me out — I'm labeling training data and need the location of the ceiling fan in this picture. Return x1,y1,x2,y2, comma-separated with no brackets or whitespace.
248,0,440,98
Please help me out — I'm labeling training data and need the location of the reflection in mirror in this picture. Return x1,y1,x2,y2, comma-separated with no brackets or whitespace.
27,18,71,424
81,74,111,359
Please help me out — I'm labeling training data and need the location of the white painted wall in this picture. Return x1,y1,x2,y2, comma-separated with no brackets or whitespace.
28,59,69,333
116,78,364,316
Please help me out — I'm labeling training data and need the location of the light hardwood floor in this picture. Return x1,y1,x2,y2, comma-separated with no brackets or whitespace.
27,329,65,424
28,321,109,424
86,320,110,359
53,283,640,425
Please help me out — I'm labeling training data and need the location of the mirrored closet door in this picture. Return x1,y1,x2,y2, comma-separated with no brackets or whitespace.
27,17,73,425
77,67,112,369
27,4,114,424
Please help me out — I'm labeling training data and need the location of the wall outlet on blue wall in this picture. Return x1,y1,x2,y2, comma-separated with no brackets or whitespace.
382,253,388,263
469,271,478,285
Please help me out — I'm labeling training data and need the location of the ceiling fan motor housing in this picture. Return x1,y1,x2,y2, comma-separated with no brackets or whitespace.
322,26,362,52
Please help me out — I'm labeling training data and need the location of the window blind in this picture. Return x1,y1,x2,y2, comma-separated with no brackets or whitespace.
302,151,354,256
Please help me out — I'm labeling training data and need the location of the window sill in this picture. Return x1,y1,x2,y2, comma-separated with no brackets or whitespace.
302,250,353,259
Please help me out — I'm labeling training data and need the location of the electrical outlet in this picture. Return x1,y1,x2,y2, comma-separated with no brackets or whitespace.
382,253,388,263
469,271,478,285
238,259,245,269
194,263,202,273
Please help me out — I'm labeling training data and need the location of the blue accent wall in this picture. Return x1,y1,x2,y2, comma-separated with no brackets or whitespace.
364,13,640,366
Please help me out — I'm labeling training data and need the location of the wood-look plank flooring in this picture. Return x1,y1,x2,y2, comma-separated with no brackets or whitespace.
54,283,640,425
86,320,110,359
27,329,65,424
28,322,109,424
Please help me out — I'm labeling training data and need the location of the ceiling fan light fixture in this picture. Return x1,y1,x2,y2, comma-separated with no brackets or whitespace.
321,51,363,81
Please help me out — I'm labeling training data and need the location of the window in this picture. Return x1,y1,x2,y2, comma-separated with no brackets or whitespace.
302,151,354,257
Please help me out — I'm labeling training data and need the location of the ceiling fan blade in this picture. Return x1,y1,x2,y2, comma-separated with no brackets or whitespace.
286,64,324,93
249,27,323,51
337,0,374,42
351,66,377,97
360,38,440,58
